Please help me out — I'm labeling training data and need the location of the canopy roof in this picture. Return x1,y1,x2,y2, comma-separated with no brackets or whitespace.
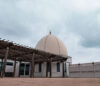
0,39,68,62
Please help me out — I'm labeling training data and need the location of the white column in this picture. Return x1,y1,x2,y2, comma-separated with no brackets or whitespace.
66,62,69,77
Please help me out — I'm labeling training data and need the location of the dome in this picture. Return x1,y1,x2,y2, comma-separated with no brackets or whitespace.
35,32,68,56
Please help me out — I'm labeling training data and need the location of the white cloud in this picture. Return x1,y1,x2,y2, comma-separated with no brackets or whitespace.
0,0,100,63
66,0,100,13
97,14,100,24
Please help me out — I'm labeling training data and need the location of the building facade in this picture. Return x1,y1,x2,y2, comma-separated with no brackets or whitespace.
1,33,100,78
0,33,71,77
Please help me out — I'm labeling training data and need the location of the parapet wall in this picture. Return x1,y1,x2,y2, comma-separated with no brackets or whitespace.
69,62,100,78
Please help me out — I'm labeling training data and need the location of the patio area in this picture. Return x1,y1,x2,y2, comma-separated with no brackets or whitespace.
0,78,100,86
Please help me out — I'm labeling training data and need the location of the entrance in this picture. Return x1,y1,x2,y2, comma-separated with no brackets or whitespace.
46,62,50,77
20,63,30,77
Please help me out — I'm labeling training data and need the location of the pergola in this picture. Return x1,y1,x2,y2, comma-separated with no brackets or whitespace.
0,39,68,78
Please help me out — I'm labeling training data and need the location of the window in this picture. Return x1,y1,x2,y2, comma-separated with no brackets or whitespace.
20,63,25,75
0,62,13,67
6,62,13,66
39,63,42,72
0,61,13,71
47,62,50,72
0,62,2,71
57,63,60,72
25,64,30,75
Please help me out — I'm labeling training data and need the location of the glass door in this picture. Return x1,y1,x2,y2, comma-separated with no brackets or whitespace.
20,63,30,76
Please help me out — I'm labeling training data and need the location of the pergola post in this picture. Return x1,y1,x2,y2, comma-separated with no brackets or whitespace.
62,61,64,77
46,62,48,78
30,54,35,78
18,61,21,77
50,59,52,78
13,58,16,77
1,47,9,78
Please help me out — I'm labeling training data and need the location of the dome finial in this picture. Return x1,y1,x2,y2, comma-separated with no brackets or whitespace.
49,31,52,35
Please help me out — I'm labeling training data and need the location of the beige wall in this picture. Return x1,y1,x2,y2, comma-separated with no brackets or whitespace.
0,59,68,78
34,62,64,78
69,62,100,78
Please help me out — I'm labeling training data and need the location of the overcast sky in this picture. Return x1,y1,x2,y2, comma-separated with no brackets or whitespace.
0,0,100,63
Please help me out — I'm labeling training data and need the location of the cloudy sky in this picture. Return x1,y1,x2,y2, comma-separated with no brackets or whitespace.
0,0,100,63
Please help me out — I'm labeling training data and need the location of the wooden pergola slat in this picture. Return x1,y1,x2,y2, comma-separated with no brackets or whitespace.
0,40,68,62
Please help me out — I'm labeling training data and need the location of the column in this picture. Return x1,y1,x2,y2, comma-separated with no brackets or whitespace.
92,62,95,78
46,62,48,77
1,47,9,77
13,58,16,77
66,62,69,77
50,59,52,78
78,63,81,78
30,54,35,78
18,61,21,77
62,62,64,77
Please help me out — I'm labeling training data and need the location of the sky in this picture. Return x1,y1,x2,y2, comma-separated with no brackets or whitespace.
0,0,100,64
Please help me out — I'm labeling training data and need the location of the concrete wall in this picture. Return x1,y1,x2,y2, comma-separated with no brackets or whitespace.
1,60,65,77
52,62,63,77
69,62,100,78
3,59,100,78
0,59,68,78
34,62,64,78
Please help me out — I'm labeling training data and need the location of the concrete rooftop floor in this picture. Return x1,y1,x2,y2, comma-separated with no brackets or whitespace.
0,78,100,86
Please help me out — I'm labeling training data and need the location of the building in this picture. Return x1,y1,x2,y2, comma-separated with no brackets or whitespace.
35,32,72,77
1,32,99,78
0,32,71,78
